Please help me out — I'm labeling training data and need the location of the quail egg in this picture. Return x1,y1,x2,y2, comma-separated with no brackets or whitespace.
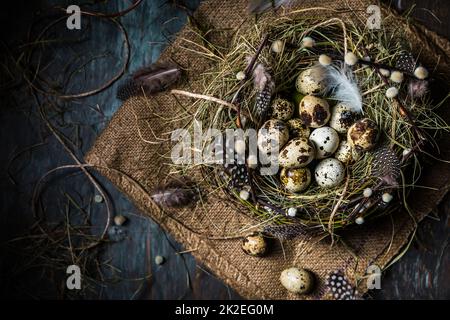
257,119,290,154
280,267,315,294
347,118,379,152
314,158,345,188
242,232,268,257
298,95,331,128
295,66,327,95
329,103,361,133
271,98,294,121
334,140,354,164
286,118,310,138
280,167,311,193
309,126,340,159
278,137,315,168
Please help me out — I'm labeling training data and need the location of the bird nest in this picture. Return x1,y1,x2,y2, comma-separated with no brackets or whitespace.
176,13,449,238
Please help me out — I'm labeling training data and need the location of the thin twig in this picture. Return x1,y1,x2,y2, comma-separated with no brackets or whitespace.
171,89,239,111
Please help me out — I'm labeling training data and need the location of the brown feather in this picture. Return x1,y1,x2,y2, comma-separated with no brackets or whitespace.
117,62,181,100
263,223,308,239
151,178,199,208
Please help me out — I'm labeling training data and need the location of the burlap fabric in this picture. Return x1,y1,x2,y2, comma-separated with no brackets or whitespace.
85,0,450,299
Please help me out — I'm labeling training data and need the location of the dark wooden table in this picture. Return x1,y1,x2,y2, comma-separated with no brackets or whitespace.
0,0,448,299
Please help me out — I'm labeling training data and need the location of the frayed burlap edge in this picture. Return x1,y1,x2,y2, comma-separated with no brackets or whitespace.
85,0,450,299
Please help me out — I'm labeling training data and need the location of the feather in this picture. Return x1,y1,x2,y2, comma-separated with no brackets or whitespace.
263,223,308,240
151,178,199,208
117,62,181,101
324,63,363,113
247,0,292,14
252,63,275,123
324,270,359,300
370,144,400,187
396,50,416,74
218,132,250,189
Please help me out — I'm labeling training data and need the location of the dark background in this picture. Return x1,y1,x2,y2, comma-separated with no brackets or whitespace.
0,0,448,299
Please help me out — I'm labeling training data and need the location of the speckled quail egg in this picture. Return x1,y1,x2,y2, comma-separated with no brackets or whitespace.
257,119,290,154
347,118,379,152
334,140,354,164
314,158,345,188
280,167,311,193
242,232,268,257
271,98,294,121
278,137,315,168
309,127,339,159
286,118,310,138
329,103,361,133
298,95,331,128
280,267,315,294
295,66,327,96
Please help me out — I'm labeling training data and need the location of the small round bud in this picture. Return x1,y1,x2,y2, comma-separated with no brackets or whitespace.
271,40,284,53
318,54,332,66
236,71,245,81
301,36,315,48
155,255,165,265
287,207,297,217
94,194,104,203
386,87,398,98
239,189,250,201
390,71,404,83
114,215,127,226
402,148,411,157
379,68,390,77
382,193,393,203
239,115,247,127
344,52,358,66
414,66,428,80
355,216,365,225
363,188,373,198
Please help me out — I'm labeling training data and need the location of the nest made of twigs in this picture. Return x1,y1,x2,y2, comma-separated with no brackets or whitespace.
175,11,449,236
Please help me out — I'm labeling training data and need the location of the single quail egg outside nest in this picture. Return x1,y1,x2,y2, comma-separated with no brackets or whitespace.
278,137,315,168
295,67,327,96
329,103,361,133
257,119,290,154
271,98,294,121
334,140,354,164
309,126,340,159
280,267,315,294
347,118,379,152
242,232,268,257
280,167,312,193
298,95,331,128
314,158,346,188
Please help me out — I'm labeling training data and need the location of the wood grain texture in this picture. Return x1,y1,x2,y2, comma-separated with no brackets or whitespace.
0,0,448,299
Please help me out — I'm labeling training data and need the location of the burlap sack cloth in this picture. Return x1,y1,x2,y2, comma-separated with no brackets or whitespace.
85,0,450,299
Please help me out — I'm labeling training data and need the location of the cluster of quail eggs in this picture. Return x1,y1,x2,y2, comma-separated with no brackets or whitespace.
257,66,380,193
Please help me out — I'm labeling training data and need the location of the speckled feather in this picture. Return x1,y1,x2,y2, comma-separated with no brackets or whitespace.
252,63,275,124
370,145,401,186
324,270,359,300
219,134,250,189
263,223,308,239
395,51,416,74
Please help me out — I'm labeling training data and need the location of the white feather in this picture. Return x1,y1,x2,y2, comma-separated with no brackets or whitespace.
324,63,363,113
